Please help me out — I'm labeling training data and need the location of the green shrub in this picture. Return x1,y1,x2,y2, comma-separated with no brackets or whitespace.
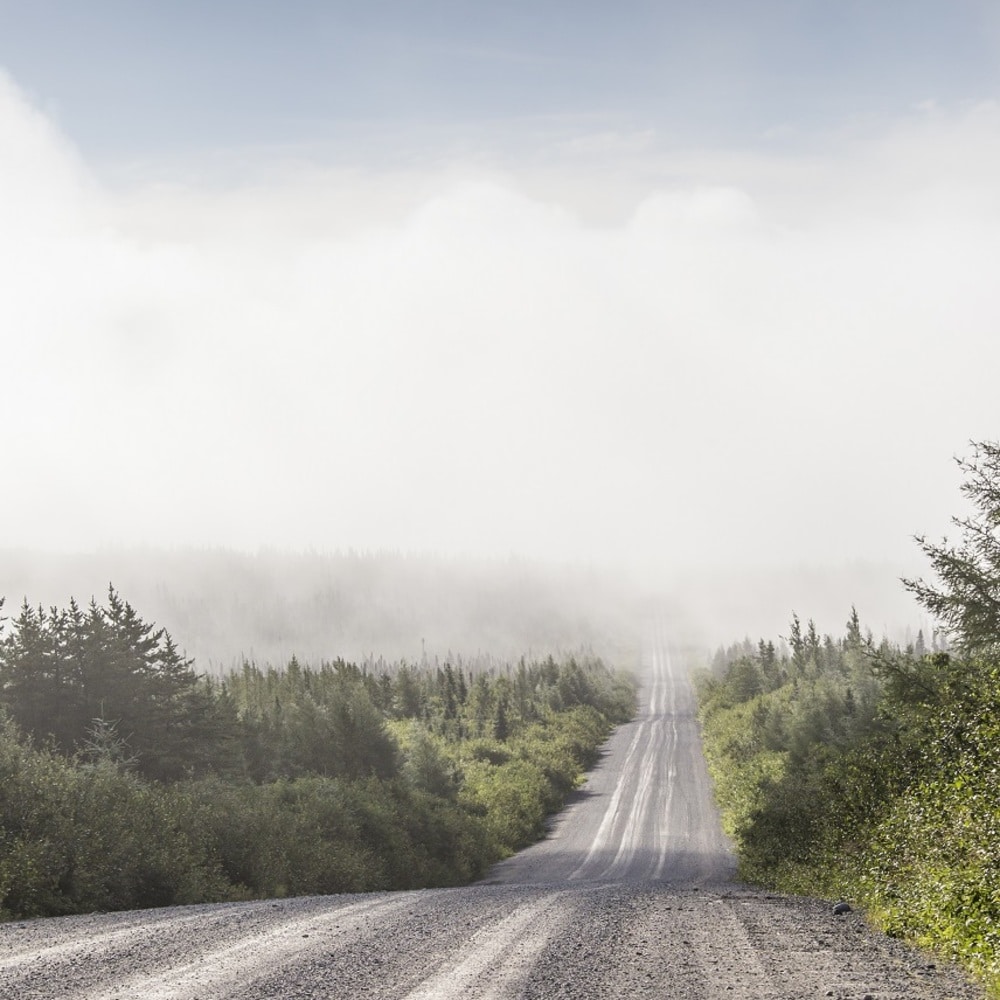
0,631,637,920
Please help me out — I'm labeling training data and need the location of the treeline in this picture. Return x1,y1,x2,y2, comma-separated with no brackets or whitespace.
698,441,1000,992
0,591,635,919
0,548,642,668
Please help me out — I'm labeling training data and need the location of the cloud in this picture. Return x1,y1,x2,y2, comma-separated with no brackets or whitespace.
2,71,999,585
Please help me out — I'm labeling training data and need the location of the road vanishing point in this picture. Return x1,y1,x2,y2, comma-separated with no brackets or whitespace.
0,631,984,998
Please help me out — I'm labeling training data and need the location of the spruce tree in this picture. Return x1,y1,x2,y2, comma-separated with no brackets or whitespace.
904,440,1000,655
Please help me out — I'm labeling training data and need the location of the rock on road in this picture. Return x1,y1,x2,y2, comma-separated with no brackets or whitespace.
0,633,984,999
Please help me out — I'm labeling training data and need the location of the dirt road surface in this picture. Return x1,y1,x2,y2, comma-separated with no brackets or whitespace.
0,633,984,999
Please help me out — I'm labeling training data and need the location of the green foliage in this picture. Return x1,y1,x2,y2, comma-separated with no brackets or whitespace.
698,619,890,895
226,659,401,783
394,722,461,800
856,662,1000,985
0,589,636,921
699,605,1000,992
904,440,1000,656
0,588,236,781
458,704,617,856
0,716,230,917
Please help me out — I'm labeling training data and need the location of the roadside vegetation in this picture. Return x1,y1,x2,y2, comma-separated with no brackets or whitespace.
698,440,1000,994
0,592,635,919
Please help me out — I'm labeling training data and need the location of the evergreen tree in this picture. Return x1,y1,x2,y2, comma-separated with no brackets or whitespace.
786,614,806,674
393,664,423,718
0,587,227,780
904,440,1000,654
494,694,510,742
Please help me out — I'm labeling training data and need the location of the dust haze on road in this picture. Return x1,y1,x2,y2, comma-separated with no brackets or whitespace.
0,630,984,999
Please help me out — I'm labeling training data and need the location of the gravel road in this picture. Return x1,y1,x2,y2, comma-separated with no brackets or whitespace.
0,635,984,999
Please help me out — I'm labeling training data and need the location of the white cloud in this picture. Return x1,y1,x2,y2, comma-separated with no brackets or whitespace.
2,73,998,584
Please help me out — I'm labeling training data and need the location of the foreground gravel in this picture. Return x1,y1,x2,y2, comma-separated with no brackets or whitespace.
0,884,982,999
0,635,985,998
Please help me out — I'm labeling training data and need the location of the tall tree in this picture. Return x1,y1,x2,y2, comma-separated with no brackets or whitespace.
0,587,230,780
904,440,1000,655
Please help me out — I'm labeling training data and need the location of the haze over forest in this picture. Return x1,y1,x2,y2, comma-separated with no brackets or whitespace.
2,3,999,662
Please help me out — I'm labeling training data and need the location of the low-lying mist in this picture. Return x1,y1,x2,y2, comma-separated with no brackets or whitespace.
0,548,644,671
0,547,925,673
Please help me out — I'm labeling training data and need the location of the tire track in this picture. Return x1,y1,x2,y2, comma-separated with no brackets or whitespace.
577,636,678,883
2,631,981,999
0,894,409,1000
0,901,286,980
84,895,411,1000
401,891,570,1000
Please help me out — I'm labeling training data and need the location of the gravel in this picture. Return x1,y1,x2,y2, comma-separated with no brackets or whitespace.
0,637,985,999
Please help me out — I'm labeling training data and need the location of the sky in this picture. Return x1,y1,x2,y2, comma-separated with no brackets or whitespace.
2,1,1000,602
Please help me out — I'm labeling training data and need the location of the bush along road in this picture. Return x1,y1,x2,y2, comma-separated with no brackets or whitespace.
0,627,984,999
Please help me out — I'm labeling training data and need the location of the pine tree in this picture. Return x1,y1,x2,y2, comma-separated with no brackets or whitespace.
494,694,510,742
903,440,1000,654
787,614,807,674
0,586,227,780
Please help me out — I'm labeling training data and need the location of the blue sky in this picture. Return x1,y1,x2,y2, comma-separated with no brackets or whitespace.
4,1,999,162
2,2,1000,636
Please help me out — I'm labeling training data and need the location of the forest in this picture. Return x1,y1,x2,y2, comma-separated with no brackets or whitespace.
698,441,1000,993
0,590,635,919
